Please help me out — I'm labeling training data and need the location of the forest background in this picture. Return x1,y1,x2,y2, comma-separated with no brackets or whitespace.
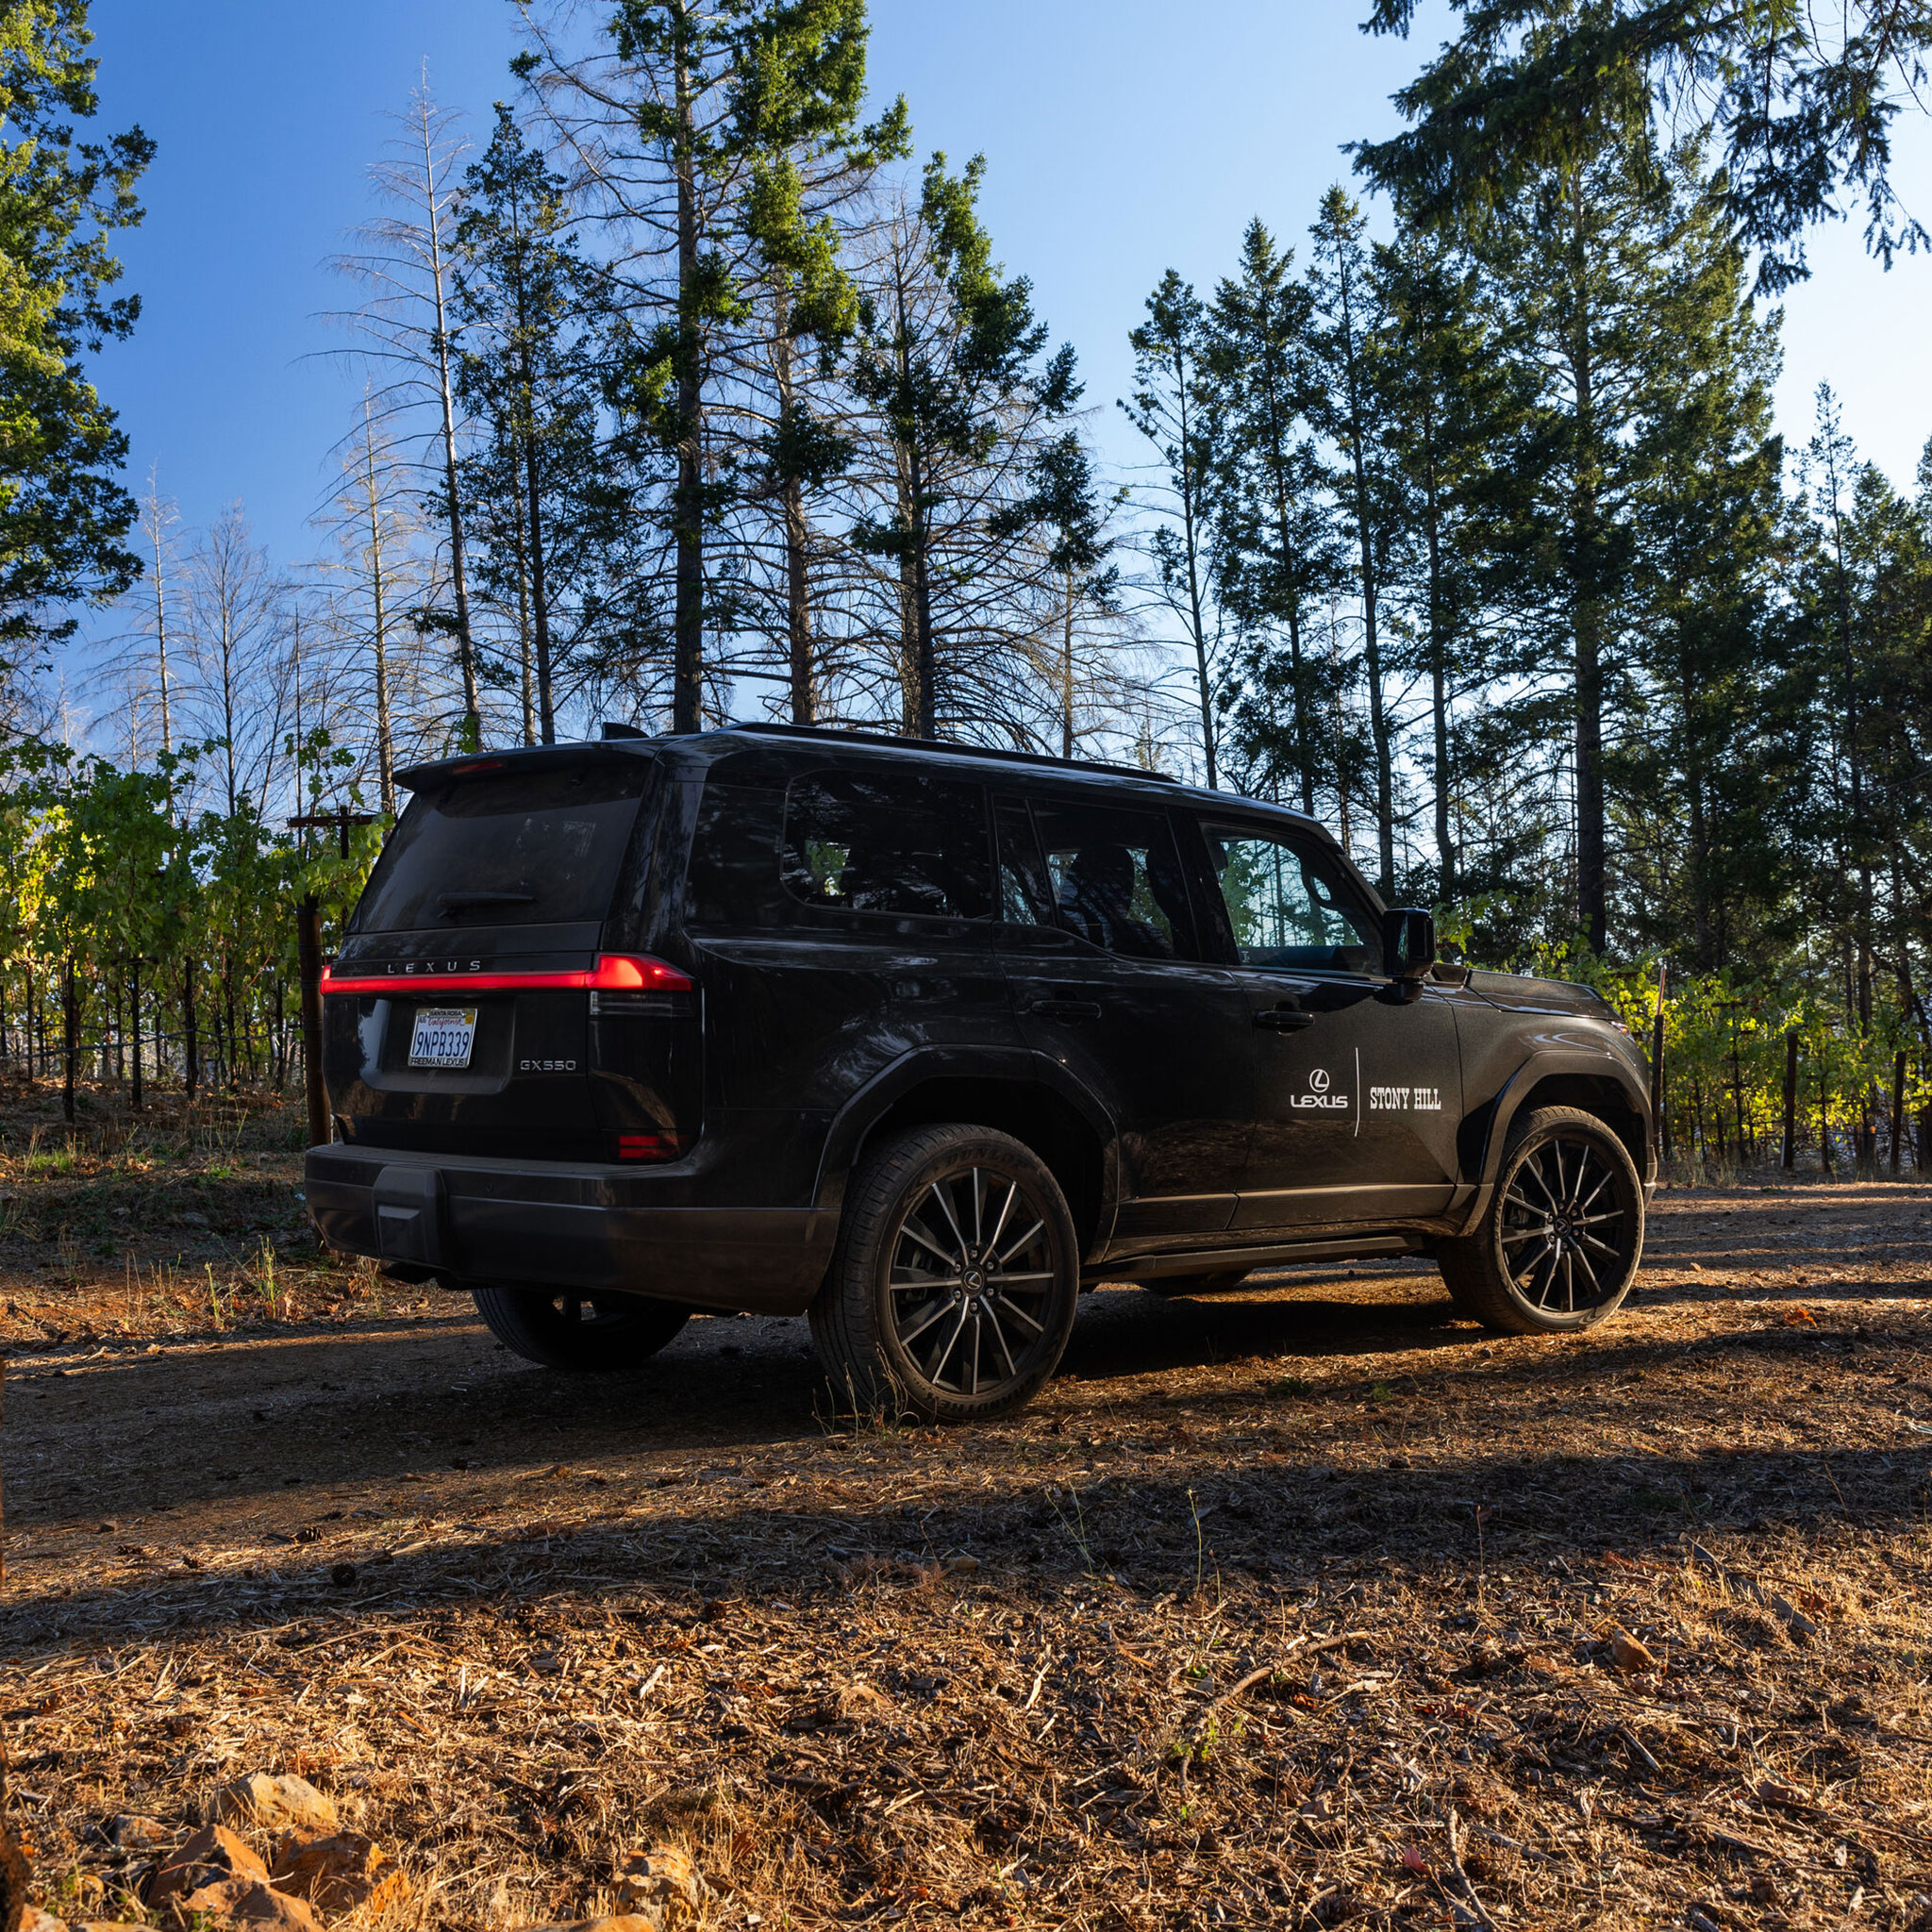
3,0,1931,1179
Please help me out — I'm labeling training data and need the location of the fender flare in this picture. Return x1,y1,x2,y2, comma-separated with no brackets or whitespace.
810,1044,1119,1233
1454,1047,1654,1235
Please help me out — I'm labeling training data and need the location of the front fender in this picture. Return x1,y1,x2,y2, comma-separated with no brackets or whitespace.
1453,1046,1654,1237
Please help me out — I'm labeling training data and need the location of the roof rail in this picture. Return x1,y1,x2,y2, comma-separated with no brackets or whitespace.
717,720,1179,784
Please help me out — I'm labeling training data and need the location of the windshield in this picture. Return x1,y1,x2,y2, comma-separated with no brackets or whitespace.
352,760,651,934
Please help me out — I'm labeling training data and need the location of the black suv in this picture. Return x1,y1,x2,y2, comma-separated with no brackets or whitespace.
306,724,1654,1421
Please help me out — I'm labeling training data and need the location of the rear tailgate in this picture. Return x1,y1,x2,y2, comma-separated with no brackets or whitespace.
322,751,700,1163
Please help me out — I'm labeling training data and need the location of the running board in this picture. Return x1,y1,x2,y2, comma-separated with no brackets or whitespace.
1091,1232,1426,1283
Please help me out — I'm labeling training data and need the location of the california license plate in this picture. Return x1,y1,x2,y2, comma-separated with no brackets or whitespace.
408,1006,477,1069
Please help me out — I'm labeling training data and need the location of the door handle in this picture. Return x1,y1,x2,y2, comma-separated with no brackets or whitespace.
1254,1006,1314,1032
1030,997,1102,1022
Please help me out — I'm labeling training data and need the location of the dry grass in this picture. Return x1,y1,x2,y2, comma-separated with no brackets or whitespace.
3,1080,1931,1929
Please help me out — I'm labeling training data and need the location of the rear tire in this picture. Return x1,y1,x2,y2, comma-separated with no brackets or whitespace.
809,1124,1079,1424
1437,1106,1643,1334
1136,1271,1253,1297
472,1285,691,1370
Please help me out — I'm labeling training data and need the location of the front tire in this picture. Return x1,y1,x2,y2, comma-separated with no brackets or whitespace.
810,1124,1079,1424
472,1285,691,1370
1438,1106,1643,1334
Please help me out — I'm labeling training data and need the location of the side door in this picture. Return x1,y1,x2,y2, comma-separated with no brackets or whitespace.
993,791,1254,1243
1187,816,1464,1230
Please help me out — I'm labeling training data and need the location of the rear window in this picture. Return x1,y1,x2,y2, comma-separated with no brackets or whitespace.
352,761,650,933
779,770,992,921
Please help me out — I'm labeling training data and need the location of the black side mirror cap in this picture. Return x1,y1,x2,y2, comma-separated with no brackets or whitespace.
1382,908,1437,983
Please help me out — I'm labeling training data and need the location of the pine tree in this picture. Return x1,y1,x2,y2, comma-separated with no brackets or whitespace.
1308,187,1396,889
847,153,1079,740
518,0,876,732
0,0,152,681
1369,224,1511,902
455,106,640,744
1205,219,1336,816
1123,270,1224,787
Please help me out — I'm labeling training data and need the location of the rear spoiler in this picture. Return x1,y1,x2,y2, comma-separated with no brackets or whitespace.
394,739,659,793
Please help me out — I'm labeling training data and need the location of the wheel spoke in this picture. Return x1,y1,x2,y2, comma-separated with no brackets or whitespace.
1576,1162,1616,1213
1574,1208,1624,1227
986,1179,1019,1256
1504,1188,1547,1218
1578,1231,1622,1260
897,1215,959,1269
993,1292,1044,1339
1561,1249,1575,1311
997,1219,1046,1267
983,1303,1018,1379
896,1298,956,1347
1564,1148,1595,1212
971,1167,986,1249
1499,1226,1545,1247
927,1182,971,1258
1534,1244,1561,1307
988,1268,1054,1286
926,1303,971,1385
1571,1243,1605,1301
966,1314,981,1395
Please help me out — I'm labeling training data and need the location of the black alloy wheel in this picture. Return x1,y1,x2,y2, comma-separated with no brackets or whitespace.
1438,1105,1644,1334
470,1284,691,1370
811,1124,1079,1423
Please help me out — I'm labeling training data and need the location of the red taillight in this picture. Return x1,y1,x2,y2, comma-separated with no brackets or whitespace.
587,955,692,992
321,953,691,997
616,1132,681,1161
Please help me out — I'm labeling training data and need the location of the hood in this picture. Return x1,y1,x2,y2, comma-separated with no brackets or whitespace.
1461,969,1624,1023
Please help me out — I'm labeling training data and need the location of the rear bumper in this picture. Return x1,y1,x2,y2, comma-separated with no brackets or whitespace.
303,1144,837,1316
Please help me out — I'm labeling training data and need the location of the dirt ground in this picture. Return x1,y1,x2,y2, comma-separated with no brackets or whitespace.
3,1080,1931,1931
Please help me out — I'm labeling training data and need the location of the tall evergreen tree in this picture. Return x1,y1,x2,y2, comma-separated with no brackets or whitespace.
518,0,876,732
455,105,640,744
1205,219,1335,816
847,153,1078,739
0,0,152,687
1308,187,1397,889
1123,271,1224,788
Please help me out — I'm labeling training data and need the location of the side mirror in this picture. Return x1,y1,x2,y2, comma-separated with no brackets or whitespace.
1382,908,1437,996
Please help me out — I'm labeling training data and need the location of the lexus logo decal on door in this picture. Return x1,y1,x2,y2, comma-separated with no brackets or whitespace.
1291,1064,1349,1112
1289,1049,1363,1134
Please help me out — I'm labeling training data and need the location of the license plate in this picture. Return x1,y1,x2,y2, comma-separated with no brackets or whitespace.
408,1007,477,1069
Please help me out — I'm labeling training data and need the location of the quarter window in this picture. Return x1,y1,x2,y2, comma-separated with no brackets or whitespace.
1199,824,1381,973
780,771,993,921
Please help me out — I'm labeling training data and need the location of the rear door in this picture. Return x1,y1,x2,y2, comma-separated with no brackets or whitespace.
323,751,695,1162
994,791,1254,1245
1186,816,1463,1229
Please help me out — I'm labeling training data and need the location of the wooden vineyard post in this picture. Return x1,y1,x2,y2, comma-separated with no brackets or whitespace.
288,806,376,1152
1649,965,1668,1172
1782,1030,1799,1172
297,896,328,1149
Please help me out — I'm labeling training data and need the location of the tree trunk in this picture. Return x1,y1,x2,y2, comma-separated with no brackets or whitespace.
363,404,398,816
420,103,479,747
772,321,815,725
1423,422,1453,899
61,959,77,1124
1566,168,1609,954
183,958,199,1102
671,17,705,734
1335,253,1390,886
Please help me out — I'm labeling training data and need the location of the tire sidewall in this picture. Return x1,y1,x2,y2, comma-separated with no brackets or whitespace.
1485,1108,1644,1332
856,1128,1080,1423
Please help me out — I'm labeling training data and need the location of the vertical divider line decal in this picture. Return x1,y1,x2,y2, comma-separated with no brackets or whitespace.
1354,1046,1360,1137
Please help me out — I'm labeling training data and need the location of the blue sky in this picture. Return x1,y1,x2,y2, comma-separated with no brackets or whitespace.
89,0,1932,587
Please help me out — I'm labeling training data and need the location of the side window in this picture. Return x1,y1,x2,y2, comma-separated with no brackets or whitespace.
1030,800,1196,961
780,770,992,921
1200,823,1382,974
993,795,1057,926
